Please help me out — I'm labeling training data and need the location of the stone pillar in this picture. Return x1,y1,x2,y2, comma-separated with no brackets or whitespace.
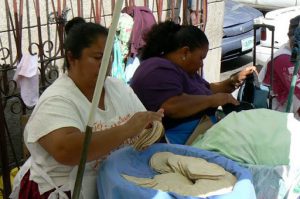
203,0,225,82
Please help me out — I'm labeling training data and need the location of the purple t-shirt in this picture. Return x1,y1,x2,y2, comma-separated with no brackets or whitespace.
131,57,214,129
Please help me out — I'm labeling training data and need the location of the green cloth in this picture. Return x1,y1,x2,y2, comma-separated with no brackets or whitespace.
192,109,300,166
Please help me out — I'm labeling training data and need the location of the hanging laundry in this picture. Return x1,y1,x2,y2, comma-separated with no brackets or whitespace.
116,13,134,62
120,6,156,84
121,6,156,57
13,53,39,107
111,37,126,82
111,13,134,83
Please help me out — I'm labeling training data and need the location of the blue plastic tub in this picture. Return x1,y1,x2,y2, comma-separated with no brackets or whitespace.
97,143,256,199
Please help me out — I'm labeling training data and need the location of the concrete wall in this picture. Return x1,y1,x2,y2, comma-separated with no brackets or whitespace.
204,0,225,82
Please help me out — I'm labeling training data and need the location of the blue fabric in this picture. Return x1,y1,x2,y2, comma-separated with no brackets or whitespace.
165,116,217,144
210,115,218,124
253,85,269,108
97,143,256,199
165,119,200,144
112,38,126,82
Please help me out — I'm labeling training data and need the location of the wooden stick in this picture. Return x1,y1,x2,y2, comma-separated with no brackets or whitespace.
286,59,300,112
71,0,124,198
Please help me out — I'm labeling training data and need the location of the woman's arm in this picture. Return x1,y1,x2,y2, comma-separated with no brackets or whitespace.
210,78,236,93
38,110,164,166
210,66,257,94
161,93,238,118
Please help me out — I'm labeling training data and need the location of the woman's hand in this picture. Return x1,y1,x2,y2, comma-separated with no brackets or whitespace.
211,66,258,94
124,109,164,138
230,66,258,88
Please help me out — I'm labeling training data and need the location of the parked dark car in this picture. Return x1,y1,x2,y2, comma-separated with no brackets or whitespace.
233,0,299,11
222,0,263,61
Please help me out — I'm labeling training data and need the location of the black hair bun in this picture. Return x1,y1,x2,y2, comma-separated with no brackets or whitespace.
65,17,86,35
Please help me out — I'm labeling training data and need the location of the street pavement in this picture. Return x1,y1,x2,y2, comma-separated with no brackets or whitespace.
220,52,254,81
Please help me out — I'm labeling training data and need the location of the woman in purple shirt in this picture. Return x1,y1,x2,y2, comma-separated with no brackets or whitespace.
131,21,256,144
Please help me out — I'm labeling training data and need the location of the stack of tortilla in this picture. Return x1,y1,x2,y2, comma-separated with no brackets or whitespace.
123,152,236,197
133,121,164,151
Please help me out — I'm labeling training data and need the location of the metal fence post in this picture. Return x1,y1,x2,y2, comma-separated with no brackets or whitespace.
0,96,11,199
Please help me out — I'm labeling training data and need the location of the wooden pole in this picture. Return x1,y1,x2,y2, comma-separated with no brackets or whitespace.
71,0,124,198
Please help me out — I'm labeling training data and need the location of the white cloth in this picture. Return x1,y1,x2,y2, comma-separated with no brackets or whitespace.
14,74,145,198
272,97,300,120
13,53,39,107
10,157,70,199
125,56,140,83
10,157,32,199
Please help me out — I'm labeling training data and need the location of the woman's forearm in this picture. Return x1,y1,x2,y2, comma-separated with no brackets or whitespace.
211,66,257,94
210,77,235,94
39,111,163,166
39,125,134,166
87,125,133,162
161,94,213,118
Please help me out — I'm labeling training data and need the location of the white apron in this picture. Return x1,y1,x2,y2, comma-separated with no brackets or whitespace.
9,157,97,199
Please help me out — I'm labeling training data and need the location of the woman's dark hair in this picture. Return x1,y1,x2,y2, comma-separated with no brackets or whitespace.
288,15,300,36
288,15,300,37
288,15,300,49
64,22,108,69
141,21,209,60
65,17,86,35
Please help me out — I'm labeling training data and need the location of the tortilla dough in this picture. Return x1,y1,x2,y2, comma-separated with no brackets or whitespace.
123,152,237,197
150,152,173,173
122,174,157,188
133,121,164,151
